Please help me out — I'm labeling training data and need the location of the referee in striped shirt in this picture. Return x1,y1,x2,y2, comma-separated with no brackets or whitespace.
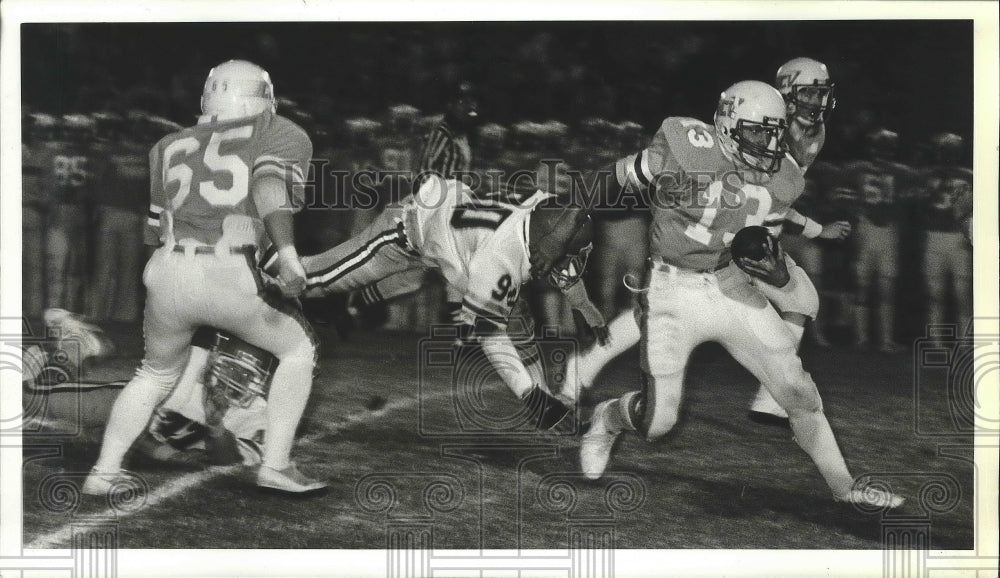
416,81,479,187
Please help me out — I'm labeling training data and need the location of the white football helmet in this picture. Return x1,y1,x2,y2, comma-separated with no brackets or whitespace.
775,57,836,126
200,60,276,121
714,80,788,174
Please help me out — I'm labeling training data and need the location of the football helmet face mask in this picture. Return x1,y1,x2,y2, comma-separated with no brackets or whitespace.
776,57,836,126
204,330,278,409
714,81,788,175
200,60,276,121
528,201,595,287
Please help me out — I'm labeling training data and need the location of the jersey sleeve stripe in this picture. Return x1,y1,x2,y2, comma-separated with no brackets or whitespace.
636,150,653,186
305,229,403,290
253,158,305,184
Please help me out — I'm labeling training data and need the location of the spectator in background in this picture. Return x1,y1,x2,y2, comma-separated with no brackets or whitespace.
42,114,97,313
22,112,57,320
416,81,479,187
920,133,973,339
845,128,919,352
88,112,164,323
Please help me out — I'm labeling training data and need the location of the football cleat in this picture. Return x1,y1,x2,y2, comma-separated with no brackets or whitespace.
257,463,328,496
522,386,574,432
82,468,138,497
834,487,905,509
44,308,114,361
580,400,621,480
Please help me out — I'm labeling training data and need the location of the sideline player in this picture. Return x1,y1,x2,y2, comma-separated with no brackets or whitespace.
919,133,973,336
84,60,325,497
40,114,97,312
562,80,901,507
286,176,595,430
563,59,851,424
845,128,918,352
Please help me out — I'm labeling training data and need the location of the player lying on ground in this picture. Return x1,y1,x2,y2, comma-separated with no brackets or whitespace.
562,57,852,429
536,80,903,508
24,311,268,467
264,176,596,431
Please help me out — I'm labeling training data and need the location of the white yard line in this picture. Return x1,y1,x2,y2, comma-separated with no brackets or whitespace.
25,465,241,550
26,389,454,549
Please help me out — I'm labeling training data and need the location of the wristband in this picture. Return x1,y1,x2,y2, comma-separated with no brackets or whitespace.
802,218,823,239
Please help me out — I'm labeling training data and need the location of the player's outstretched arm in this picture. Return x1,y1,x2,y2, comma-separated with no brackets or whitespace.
784,208,851,240
255,176,305,297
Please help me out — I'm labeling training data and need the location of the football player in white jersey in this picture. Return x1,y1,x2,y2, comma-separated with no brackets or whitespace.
23,311,267,467
287,176,594,429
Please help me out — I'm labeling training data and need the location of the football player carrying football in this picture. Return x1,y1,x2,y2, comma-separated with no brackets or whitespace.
84,60,326,497
559,80,902,507
278,176,593,430
564,58,851,429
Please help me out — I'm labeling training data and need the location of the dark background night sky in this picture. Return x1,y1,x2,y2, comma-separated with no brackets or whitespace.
21,20,974,159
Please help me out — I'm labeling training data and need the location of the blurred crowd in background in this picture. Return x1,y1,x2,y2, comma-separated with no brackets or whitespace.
20,22,974,348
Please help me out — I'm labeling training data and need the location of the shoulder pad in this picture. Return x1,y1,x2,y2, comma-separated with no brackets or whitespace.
656,117,721,173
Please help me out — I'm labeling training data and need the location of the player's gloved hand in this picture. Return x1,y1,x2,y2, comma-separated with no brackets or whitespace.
571,306,610,346
276,246,307,297
818,220,852,240
522,386,575,432
732,226,791,288
562,279,609,346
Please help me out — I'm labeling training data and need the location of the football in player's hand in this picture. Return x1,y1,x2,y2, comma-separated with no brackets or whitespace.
731,226,776,262
731,226,790,288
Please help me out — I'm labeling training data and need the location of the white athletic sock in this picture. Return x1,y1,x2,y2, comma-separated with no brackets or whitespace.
788,408,855,496
261,358,313,471
93,373,174,472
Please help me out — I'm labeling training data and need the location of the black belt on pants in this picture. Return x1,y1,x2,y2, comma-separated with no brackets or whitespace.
172,245,257,256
